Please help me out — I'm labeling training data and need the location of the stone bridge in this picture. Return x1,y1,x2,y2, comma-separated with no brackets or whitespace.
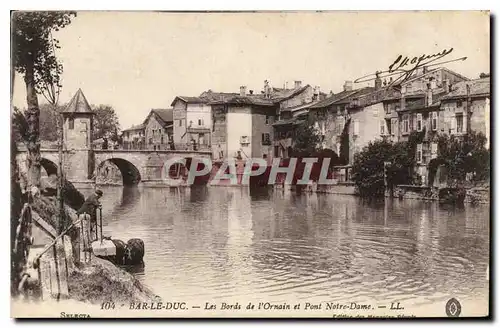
16,148,213,186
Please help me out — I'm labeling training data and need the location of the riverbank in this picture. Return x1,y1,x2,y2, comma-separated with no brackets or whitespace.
29,193,158,304
68,256,159,304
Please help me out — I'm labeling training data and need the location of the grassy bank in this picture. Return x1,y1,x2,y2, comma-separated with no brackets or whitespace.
68,257,160,304
30,192,158,304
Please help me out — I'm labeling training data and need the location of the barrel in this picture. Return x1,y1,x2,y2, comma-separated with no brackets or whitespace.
125,238,145,265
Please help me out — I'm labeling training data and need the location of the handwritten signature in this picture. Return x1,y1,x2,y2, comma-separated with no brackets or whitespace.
354,48,466,88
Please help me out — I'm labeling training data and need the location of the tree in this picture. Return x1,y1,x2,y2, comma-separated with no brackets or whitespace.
436,131,490,186
292,117,321,155
351,137,418,198
12,11,77,191
39,103,65,141
92,104,121,141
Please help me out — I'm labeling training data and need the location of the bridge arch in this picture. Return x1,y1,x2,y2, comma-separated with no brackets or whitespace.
40,158,59,176
96,158,142,186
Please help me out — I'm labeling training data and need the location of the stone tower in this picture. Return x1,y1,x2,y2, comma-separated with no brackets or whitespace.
61,89,95,182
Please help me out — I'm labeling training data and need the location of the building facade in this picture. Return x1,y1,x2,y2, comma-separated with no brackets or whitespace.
143,109,174,151
122,124,145,150
171,96,212,151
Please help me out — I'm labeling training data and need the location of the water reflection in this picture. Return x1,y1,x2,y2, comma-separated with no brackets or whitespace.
97,186,489,305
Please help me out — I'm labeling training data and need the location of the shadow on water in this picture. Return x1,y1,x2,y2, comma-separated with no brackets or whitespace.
106,186,141,217
120,262,145,276
249,186,272,201
190,185,208,203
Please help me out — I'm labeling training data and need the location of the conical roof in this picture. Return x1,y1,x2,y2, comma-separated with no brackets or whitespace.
62,89,94,114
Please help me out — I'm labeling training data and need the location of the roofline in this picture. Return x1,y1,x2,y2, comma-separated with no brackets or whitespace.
403,67,470,85
170,96,206,106
441,93,490,101
276,84,311,102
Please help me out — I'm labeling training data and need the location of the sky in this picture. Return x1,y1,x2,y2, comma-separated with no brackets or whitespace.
12,11,490,130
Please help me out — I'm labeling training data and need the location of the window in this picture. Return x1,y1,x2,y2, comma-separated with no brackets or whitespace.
431,112,438,131
431,143,438,159
416,113,423,132
391,118,398,136
403,114,409,134
68,118,74,130
337,116,345,134
274,146,279,157
198,119,203,126
240,136,249,144
380,120,386,135
265,115,270,125
457,100,463,108
161,136,164,144
353,120,359,136
416,144,423,163
456,113,464,133
262,133,271,145
149,138,153,144
179,120,183,127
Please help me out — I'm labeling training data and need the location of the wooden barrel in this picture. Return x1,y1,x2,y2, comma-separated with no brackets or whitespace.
125,238,145,265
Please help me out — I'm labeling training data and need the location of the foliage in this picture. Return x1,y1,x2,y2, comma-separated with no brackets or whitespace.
92,104,121,141
292,116,321,155
351,136,419,198
339,117,351,165
436,131,490,186
351,139,395,197
12,11,76,98
11,11,76,190
39,103,65,141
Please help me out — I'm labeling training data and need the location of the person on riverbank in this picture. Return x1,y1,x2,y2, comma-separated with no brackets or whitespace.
77,189,103,241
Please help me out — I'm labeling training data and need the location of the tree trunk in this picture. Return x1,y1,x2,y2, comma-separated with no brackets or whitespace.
24,60,41,191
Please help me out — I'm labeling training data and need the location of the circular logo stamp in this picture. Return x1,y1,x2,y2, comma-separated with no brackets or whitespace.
445,298,462,317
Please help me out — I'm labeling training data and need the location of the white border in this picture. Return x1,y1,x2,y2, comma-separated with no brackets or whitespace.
1,1,498,327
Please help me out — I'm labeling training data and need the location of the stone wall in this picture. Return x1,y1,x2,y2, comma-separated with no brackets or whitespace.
465,187,490,204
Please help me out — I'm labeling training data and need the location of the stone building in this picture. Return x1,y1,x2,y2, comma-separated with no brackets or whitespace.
143,108,174,151
381,71,490,186
171,96,212,151
208,81,321,161
60,89,95,182
122,124,145,150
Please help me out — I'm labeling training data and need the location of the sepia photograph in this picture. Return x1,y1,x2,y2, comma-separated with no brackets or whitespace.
9,10,490,318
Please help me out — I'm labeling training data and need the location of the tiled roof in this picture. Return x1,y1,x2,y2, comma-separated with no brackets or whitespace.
143,108,174,128
199,90,239,102
122,123,145,132
170,96,206,106
402,67,470,85
308,89,361,109
271,85,311,102
332,87,376,105
442,77,490,100
152,108,173,123
208,94,275,106
272,116,306,127
62,89,93,114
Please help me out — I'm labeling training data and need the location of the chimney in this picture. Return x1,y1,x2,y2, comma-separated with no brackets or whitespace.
294,80,302,89
426,83,433,107
343,81,353,91
443,79,449,92
375,76,382,90
240,86,247,97
423,66,428,74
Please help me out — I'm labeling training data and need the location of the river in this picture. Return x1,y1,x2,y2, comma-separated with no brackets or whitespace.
88,186,489,309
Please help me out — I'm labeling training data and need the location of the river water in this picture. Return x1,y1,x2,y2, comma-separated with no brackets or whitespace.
91,186,489,309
